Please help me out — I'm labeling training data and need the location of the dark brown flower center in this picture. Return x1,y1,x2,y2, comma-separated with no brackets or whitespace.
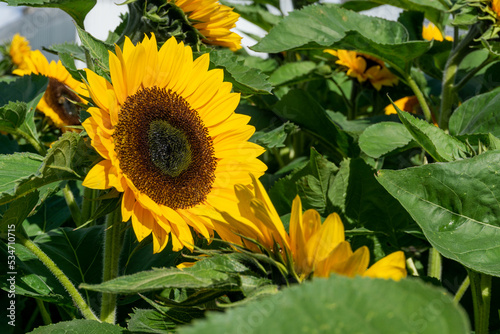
113,86,217,210
45,78,82,125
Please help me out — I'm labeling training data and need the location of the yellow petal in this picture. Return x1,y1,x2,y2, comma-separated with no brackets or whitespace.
363,251,407,281
131,202,153,242
121,187,135,222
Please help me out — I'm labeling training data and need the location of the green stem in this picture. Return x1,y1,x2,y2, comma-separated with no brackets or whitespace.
63,182,82,227
428,248,442,281
468,269,492,334
439,23,482,130
16,129,46,156
404,74,433,123
406,257,419,276
100,209,124,324
17,234,99,321
454,275,470,304
35,299,52,325
81,186,99,227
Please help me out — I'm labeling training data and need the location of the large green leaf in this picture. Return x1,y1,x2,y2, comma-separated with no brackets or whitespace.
268,61,317,86
252,4,431,73
0,132,92,205
80,254,249,294
222,2,281,32
29,319,125,334
0,191,39,233
178,275,470,334
273,89,356,159
2,0,96,28
359,121,417,158
377,150,500,276
207,50,273,95
395,105,471,162
449,88,500,137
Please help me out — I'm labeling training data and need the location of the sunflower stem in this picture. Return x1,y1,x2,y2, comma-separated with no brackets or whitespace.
15,128,47,156
16,233,99,321
404,73,432,123
35,299,52,325
468,268,492,334
81,186,99,227
100,208,124,324
63,182,82,227
439,23,481,130
428,247,442,281
454,275,470,305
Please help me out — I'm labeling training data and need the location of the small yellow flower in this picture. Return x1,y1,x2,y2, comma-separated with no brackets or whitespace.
492,0,500,16
422,23,453,42
168,0,242,51
82,33,266,253
13,50,87,130
9,34,31,70
324,49,399,90
384,96,420,115
213,174,407,281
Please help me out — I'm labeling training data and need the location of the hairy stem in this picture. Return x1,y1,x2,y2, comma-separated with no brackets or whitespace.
17,234,98,321
454,275,470,305
404,74,433,123
100,209,124,324
428,248,442,281
63,182,82,227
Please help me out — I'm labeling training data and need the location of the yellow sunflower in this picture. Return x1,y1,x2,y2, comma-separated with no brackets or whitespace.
82,33,266,253
167,0,242,51
384,96,420,115
212,174,407,281
422,23,453,42
9,34,31,70
13,50,87,129
493,0,500,16
324,49,399,90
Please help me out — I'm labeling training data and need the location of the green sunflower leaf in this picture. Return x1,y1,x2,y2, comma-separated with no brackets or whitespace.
359,121,417,158
177,275,470,334
127,308,177,333
221,1,281,32
268,61,317,87
29,319,125,334
207,50,273,95
0,191,39,233
1,0,97,28
394,104,471,162
80,253,250,294
377,150,500,276
269,148,338,216
75,25,114,74
0,132,91,205
251,4,431,73
273,89,356,159
449,88,500,137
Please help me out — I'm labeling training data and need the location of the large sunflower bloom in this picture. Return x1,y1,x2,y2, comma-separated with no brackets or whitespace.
422,23,453,42
9,34,31,70
82,33,266,253
324,49,399,91
212,174,407,281
13,50,87,129
168,0,242,51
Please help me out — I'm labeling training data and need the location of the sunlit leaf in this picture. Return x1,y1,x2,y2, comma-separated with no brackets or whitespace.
378,150,500,276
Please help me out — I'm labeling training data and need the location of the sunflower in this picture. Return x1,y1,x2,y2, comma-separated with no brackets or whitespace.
384,96,420,115
167,0,242,51
324,49,399,90
422,23,453,42
82,33,266,253
13,50,87,129
492,0,500,16
212,174,407,281
9,34,31,70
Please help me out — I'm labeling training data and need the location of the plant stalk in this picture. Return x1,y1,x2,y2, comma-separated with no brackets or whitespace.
35,299,52,325
63,182,82,227
453,275,470,304
81,186,99,227
404,74,433,123
468,269,492,334
100,209,124,324
17,234,99,321
428,247,442,281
